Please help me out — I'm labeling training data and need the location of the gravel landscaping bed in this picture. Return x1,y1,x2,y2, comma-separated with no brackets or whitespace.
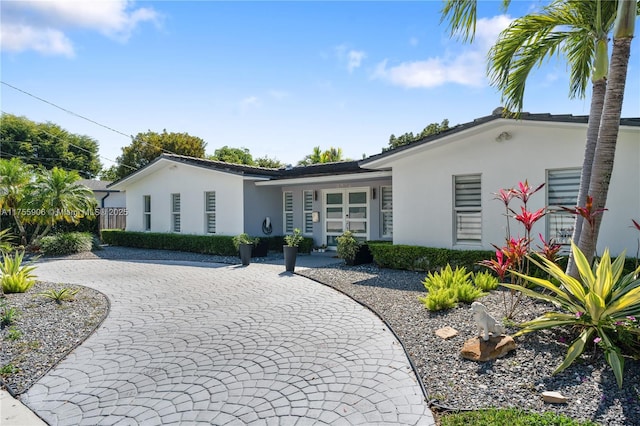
3,246,639,425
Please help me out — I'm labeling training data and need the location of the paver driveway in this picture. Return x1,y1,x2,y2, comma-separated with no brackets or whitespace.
22,259,434,425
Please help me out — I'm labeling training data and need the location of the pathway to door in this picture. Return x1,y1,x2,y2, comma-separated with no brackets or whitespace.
22,259,435,425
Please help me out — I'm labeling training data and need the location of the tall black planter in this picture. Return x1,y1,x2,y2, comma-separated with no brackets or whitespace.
283,246,298,272
239,243,253,266
345,244,373,266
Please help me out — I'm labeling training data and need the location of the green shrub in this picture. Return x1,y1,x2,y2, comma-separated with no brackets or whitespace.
1,251,37,294
1,301,20,327
418,288,457,311
284,228,304,247
102,230,315,256
38,287,79,304
368,243,494,272
474,271,499,291
419,265,487,311
336,231,360,262
40,232,93,256
232,233,259,250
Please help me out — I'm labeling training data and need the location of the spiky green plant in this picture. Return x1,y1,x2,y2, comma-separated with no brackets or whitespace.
474,270,499,291
503,243,640,388
0,251,37,293
38,287,79,304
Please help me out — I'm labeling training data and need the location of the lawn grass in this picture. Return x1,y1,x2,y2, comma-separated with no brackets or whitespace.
437,408,600,426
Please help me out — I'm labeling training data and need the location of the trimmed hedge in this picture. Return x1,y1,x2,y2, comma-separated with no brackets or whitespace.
101,230,314,256
367,243,494,272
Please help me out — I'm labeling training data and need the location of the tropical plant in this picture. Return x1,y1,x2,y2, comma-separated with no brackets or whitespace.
0,228,15,254
0,301,19,327
0,158,33,246
284,228,303,247
336,230,360,262
419,265,487,311
38,287,79,304
0,251,37,294
232,233,259,250
40,232,94,256
502,243,640,388
474,270,499,291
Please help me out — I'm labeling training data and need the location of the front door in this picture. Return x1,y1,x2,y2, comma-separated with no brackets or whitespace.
324,188,369,248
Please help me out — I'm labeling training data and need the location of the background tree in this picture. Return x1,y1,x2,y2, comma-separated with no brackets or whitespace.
207,146,254,165
255,156,283,168
0,113,102,178
110,130,206,180
0,158,32,245
385,119,450,151
298,146,348,166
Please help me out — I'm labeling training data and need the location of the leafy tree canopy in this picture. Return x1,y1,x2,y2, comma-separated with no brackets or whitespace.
255,156,283,168
0,113,102,178
108,129,207,180
298,146,348,166
385,119,450,152
207,146,254,165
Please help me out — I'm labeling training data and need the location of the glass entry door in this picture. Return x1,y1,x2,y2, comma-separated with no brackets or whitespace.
324,188,369,248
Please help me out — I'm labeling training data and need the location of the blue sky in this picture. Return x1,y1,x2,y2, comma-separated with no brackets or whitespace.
2,1,639,170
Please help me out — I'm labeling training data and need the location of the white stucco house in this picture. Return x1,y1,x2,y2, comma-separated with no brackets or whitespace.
109,110,640,255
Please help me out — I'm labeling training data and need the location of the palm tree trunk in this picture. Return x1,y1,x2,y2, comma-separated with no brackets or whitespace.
566,78,606,278
577,35,633,265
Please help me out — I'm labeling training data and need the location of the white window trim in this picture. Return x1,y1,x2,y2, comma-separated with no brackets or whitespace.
546,168,580,246
380,185,393,239
283,191,294,234
205,191,216,234
453,174,482,244
303,190,314,236
143,195,151,231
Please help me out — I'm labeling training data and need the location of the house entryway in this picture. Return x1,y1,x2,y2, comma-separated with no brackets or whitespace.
323,188,369,248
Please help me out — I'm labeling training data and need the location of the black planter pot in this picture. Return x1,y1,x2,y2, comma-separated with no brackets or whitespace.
283,246,298,272
252,240,269,258
345,244,373,266
239,243,253,266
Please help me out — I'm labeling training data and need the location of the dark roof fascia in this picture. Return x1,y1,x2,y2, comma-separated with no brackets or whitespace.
360,113,640,166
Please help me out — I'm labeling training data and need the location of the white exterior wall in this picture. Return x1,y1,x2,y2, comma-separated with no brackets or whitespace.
389,121,639,256
123,162,245,235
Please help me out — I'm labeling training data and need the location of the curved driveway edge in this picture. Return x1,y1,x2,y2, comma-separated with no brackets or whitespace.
22,260,435,425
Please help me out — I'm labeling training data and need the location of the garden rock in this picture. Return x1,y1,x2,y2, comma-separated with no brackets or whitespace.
541,391,569,404
460,335,516,362
435,326,458,340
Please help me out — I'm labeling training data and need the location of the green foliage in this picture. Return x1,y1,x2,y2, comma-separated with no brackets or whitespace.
38,287,79,304
297,146,348,166
385,119,449,152
474,270,499,291
1,251,37,294
336,231,360,262
5,326,21,341
284,229,303,247
111,130,207,180
254,156,283,168
208,146,255,165
232,233,259,250
418,288,458,311
367,243,494,272
40,232,93,256
0,228,15,253
0,113,102,178
419,265,487,311
0,364,18,376
504,243,640,388
1,301,20,327
440,407,600,426
101,230,237,256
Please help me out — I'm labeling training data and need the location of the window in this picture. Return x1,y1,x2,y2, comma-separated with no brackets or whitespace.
205,191,216,234
381,186,393,238
547,169,580,245
171,193,181,232
283,191,293,233
303,190,313,235
143,195,151,231
454,175,481,243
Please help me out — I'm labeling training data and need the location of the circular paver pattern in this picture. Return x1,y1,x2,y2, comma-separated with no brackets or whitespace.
22,260,434,425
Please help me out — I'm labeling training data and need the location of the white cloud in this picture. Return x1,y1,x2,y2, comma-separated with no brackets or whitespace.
372,15,512,89
239,96,261,111
0,0,160,56
347,50,366,72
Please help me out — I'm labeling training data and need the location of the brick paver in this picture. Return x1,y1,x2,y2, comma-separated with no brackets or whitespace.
22,260,434,425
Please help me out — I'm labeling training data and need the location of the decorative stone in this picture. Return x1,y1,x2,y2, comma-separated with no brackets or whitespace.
542,391,569,404
460,335,516,362
470,301,506,341
435,326,458,340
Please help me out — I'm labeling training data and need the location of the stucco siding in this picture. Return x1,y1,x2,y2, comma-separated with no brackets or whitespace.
390,121,639,256
123,162,244,235
243,182,283,237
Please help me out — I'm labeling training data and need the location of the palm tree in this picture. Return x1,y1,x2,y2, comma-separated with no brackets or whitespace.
0,158,33,245
320,147,344,163
442,0,637,270
26,167,96,244
577,0,637,266
298,146,324,166
485,0,619,276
